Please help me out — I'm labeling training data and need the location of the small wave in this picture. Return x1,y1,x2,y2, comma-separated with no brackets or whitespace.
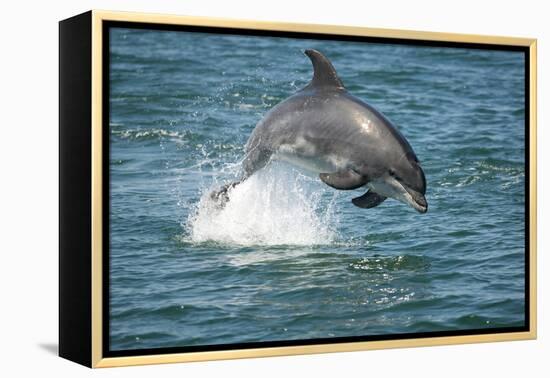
439,157,524,189
184,163,339,246
349,255,430,273
111,128,192,141
453,314,501,328
110,159,132,166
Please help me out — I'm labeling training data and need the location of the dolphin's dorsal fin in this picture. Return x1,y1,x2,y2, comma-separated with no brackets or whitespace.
304,49,345,90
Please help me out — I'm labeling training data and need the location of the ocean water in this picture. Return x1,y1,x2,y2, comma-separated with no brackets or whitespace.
108,27,526,351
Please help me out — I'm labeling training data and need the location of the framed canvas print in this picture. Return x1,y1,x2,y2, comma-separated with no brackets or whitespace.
59,10,537,368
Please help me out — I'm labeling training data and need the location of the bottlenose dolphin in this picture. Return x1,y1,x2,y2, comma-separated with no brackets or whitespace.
213,49,427,213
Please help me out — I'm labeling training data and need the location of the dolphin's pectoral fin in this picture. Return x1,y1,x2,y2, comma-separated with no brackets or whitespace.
352,190,387,209
319,170,367,190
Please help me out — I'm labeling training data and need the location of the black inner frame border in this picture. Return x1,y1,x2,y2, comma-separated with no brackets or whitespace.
102,20,531,359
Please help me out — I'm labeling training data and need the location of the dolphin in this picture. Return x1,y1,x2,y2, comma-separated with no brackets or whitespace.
213,49,427,213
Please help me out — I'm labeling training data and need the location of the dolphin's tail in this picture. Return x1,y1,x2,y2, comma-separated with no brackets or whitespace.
209,147,269,207
209,180,243,207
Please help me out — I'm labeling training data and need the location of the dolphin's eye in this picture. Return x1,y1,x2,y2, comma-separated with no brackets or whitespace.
389,169,396,177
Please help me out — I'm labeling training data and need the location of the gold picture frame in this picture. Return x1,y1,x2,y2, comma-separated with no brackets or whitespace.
59,9,537,368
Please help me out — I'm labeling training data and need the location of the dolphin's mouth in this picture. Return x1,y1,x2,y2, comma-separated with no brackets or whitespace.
411,194,428,214
367,177,428,214
395,179,427,214
405,189,428,214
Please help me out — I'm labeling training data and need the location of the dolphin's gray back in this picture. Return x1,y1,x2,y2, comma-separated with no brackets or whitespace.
242,48,417,179
245,87,413,176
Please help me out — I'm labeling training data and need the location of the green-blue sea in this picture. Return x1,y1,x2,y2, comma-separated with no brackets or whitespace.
108,27,526,351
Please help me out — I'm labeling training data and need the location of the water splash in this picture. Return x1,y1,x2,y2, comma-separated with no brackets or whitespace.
185,163,339,246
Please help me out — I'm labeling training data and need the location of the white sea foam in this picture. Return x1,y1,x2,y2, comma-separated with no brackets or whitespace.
186,162,339,246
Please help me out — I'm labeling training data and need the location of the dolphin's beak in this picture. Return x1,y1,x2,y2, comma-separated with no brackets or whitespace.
370,176,427,213
404,187,428,214
413,194,428,213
